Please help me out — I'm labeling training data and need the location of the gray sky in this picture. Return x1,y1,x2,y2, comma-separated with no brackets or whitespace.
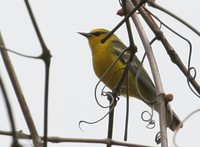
0,0,200,146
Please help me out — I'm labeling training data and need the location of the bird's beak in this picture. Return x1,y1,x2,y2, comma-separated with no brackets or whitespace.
78,32,91,38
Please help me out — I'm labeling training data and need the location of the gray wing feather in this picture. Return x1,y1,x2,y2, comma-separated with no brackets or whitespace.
111,40,156,99
111,40,181,131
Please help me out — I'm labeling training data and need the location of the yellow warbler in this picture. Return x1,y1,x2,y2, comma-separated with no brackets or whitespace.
79,28,181,131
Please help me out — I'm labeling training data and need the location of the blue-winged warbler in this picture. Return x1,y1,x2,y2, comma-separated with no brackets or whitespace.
79,28,181,131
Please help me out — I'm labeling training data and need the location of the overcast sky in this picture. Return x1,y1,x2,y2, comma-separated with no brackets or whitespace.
0,0,200,147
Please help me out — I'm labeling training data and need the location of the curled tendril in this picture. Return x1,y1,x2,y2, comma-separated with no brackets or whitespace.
141,107,155,129
187,67,196,81
79,49,129,131
94,48,129,108
146,9,200,98
78,93,119,131
79,48,130,131
104,92,119,106
101,67,126,97
155,131,161,144
187,52,200,98
101,91,108,97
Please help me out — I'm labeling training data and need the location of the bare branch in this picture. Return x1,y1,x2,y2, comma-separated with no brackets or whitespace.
0,130,158,147
0,33,42,147
24,1,52,147
126,1,168,147
0,68,21,146
147,0,200,37
132,0,200,95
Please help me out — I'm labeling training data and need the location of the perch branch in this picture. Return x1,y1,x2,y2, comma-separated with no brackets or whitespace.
126,0,168,147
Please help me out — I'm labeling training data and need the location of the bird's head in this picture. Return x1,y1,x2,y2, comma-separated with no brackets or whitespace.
78,28,119,51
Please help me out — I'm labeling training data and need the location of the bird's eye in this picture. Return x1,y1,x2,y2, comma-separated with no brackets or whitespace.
91,31,106,37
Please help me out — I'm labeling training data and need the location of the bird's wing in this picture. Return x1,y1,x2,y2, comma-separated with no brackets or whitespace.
111,40,156,101
111,41,181,131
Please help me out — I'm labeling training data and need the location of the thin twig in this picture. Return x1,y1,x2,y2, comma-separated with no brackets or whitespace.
103,1,145,144
124,71,130,141
0,45,40,59
24,1,52,147
0,33,42,147
101,0,147,43
106,94,116,147
121,0,138,140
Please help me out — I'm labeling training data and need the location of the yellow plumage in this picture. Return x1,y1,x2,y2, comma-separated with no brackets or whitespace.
79,28,181,131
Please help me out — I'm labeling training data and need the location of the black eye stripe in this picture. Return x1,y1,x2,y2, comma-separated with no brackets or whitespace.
91,31,106,36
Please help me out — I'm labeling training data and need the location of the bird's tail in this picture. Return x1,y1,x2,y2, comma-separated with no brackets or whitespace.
166,104,182,132
151,102,182,132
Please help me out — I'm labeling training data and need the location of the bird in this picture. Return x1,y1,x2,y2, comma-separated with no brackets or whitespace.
79,28,181,131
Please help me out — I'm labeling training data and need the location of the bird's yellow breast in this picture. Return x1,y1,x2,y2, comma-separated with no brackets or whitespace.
92,44,124,91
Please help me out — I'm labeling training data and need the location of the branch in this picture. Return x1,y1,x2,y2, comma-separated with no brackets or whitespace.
0,67,21,146
131,0,200,95
0,33,42,147
126,1,168,147
106,95,116,147
24,1,52,147
147,0,200,37
101,0,147,43
0,130,158,147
